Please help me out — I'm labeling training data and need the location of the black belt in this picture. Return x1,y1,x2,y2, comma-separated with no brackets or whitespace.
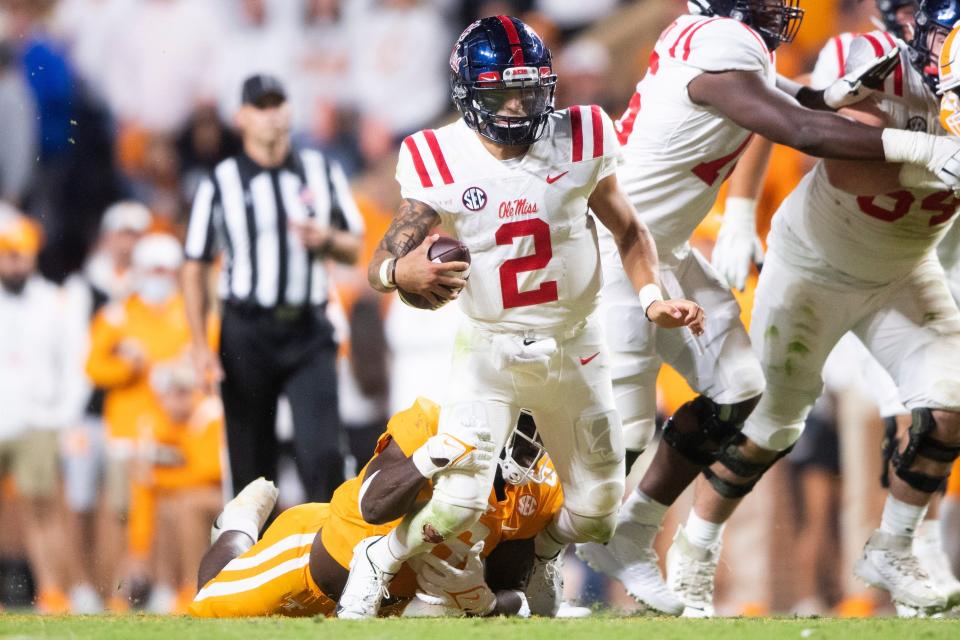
224,301,326,323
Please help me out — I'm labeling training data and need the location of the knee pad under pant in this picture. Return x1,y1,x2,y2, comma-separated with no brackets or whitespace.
551,506,618,545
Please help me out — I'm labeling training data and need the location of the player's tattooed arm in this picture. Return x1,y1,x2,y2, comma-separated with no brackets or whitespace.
357,438,429,525
367,198,469,301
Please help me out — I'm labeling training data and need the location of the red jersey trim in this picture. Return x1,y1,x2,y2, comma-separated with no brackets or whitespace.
403,136,432,188
571,106,584,162
590,105,604,159
423,130,454,185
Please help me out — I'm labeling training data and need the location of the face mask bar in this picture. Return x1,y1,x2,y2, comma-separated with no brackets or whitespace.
500,416,548,486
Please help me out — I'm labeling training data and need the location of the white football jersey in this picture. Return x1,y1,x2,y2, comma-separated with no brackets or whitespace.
809,32,859,90
599,14,777,261
396,105,622,332
777,31,959,285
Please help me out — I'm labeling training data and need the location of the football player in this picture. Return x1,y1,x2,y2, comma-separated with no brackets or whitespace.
189,399,563,618
630,0,960,618
577,0,960,618
346,15,706,619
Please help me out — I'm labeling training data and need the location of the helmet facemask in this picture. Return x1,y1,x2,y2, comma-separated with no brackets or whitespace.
744,0,804,51
453,66,557,146
500,411,548,486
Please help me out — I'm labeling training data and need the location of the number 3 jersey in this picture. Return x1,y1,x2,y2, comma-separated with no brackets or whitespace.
395,106,622,333
602,14,778,261
775,31,959,286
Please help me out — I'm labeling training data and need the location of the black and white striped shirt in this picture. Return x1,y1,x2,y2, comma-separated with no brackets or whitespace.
184,149,364,308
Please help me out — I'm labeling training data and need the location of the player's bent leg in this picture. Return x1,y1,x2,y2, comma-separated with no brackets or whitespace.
190,503,333,618
855,408,960,615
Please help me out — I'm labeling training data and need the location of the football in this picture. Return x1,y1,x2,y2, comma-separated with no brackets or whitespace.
397,236,471,310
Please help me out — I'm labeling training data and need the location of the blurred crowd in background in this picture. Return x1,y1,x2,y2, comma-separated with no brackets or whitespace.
0,0,951,619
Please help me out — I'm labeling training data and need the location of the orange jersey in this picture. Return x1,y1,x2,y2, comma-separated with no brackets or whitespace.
947,459,960,499
321,397,564,599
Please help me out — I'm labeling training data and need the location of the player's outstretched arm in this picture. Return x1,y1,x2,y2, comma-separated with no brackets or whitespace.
589,174,705,335
689,70,960,187
359,428,496,525
367,198,469,305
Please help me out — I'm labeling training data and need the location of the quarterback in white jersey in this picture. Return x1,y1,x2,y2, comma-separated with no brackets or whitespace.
742,0,960,615
579,0,960,618
338,16,704,620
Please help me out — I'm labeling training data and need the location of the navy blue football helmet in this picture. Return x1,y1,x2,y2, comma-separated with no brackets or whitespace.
688,0,804,51
449,16,557,146
911,0,960,90
876,0,919,40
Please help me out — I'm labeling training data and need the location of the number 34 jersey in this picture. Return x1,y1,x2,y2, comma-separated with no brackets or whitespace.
609,14,778,260
396,106,622,333
778,32,960,285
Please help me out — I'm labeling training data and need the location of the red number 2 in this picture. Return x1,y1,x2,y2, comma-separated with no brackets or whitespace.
496,219,558,310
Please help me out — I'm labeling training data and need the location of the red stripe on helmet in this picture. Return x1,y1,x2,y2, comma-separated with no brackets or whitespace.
422,130,454,185
403,136,432,188
590,105,604,159
571,106,583,162
497,15,525,66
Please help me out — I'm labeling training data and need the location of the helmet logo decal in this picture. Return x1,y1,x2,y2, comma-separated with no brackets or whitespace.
450,19,482,72
462,187,487,212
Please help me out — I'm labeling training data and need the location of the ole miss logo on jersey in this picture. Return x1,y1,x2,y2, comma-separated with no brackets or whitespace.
462,187,487,211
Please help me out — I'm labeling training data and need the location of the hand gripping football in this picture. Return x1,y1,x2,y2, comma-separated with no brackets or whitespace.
398,236,471,310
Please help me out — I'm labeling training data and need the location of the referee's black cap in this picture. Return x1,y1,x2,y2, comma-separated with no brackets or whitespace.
242,74,287,108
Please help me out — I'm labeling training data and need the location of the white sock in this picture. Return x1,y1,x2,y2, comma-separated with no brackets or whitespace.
684,509,725,549
880,495,927,537
370,532,405,574
619,489,669,527
534,525,565,559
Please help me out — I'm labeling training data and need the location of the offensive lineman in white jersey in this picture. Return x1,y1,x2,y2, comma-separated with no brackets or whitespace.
677,0,960,616
578,0,960,617
336,16,705,619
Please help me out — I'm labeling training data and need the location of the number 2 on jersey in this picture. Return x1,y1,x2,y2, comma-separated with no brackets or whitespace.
496,219,558,309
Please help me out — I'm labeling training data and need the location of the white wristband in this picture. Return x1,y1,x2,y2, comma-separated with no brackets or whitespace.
639,283,664,319
379,258,397,289
881,128,936,165
723,197,758,224
410,445,438,478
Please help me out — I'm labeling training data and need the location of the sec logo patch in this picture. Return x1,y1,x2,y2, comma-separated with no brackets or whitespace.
518,494,538,517
462,187,487,211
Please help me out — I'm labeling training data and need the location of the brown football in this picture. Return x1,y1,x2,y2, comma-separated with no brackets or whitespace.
397,236,471,310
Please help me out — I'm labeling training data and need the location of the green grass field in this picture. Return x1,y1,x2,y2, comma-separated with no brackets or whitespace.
1,615,959,640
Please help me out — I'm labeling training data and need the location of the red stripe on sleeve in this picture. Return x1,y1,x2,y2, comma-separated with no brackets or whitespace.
682,17,722,61
862,33,885,56
590,105,604,158
497,15,525,66
403,136,432,188
615,92,641,146
668,20,702,59
735,20,770,59
570,106,583,162
422,130,454,185
834,36,846,78
879,32,905,96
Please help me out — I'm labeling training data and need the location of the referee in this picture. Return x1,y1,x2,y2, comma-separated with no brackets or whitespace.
182,74,363,502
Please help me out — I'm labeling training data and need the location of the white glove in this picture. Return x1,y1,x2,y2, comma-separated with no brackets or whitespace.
823,46,900,110
711,197,763,291
414,541,496,616
882,129,960,189
492,335,557,383
411,424,496,478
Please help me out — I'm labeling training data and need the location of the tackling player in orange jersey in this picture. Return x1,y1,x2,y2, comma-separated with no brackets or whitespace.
188,398,563,618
